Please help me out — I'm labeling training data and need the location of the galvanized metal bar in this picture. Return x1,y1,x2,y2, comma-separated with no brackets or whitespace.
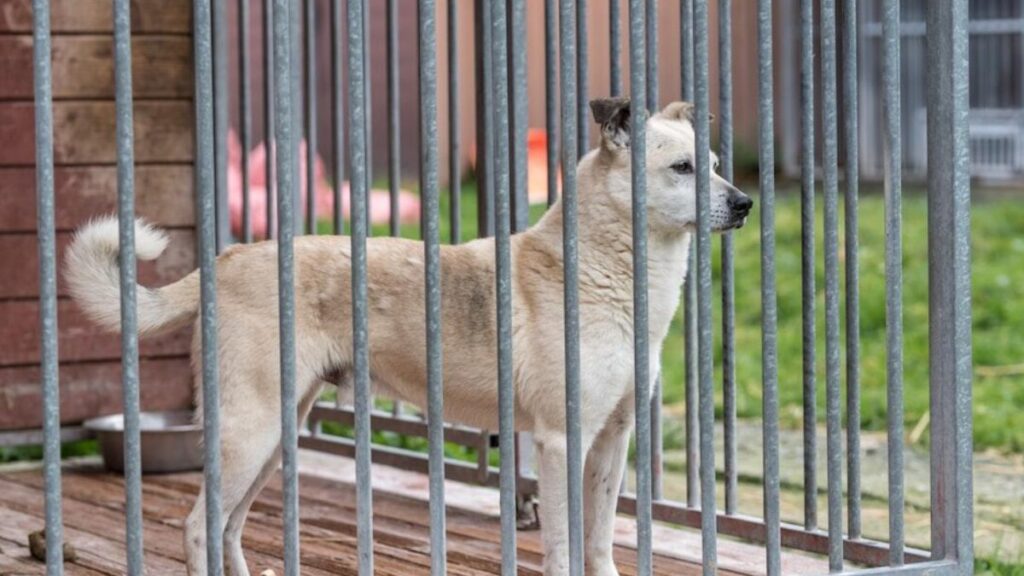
347,0,375,571
449,0,461,243
364,0,372,211
680,0,693,99
32,1,64,573
576,0,589,156
628,1,652,574
291,0,303,234
758,0,781,573
419,2,446,573
545,0,558,208
509,0,528,233
693,2,717,573
272,0,300,573
881,0,905,565
263,0,276,239
925,2,973,572
799,0,817,532
112,0,144,570
718,0,738,518
477,0,495,237
821,0,844,570
490,2,517,574
240,0,253,242
842,0,862,540
388,0,400,237
332,0,345,235
559,0,583,572
645,0,658,111
306,0,318,234
645,0,662,504
194,0,223,572
680,0,699,510
214,0,229,250
610,0,621,96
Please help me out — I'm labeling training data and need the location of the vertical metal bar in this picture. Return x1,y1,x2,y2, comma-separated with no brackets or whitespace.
628,1,652,574
291,0,302,234
214,0,229,250
476,0,495,238
419,2,447,573
347,0,375,571
645,0,662,504
388,0,400,237
240,0,253,243
490,2,517,574
645,0,658,111
926,2,973,572
332,0,345,235
559,0,583,572
821,0,844,570
680,0,699,511
264,0,276,239
32,2,63,573
881,0,904,565
545,0,558,208
758,1,781,573
576,0,589,156
364,0,372,209
508,0,528,233
799,0,817,532
610,0,621,97
448,0,461,243
194,0,222,572
843,0,862,541
306,0,318,235
693,2,717,573
719,0,738,518
112,0,144,571
272,0,301,572
680,0,693,98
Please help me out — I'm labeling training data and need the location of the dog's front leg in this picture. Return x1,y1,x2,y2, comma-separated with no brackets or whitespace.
582,400,632,576
534,431,573,576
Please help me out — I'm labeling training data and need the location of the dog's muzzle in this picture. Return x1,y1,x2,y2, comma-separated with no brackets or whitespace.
726,189,754,228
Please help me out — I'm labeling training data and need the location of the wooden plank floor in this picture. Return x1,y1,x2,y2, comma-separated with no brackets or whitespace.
0,462,741,576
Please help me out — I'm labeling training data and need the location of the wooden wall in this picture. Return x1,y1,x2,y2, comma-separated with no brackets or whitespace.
0,0,196,433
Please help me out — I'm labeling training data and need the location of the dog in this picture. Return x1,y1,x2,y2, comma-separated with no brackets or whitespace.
65,98,752,576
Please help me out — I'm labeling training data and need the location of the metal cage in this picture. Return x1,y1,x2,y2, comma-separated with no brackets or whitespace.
28,0,974,575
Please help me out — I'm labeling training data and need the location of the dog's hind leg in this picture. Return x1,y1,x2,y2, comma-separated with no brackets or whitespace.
185,405,282,576
222,383,324,576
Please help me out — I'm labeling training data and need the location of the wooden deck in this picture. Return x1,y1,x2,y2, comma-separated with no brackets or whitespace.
0,452,825,575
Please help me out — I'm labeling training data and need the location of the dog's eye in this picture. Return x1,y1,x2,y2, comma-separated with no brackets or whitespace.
672,161,694,175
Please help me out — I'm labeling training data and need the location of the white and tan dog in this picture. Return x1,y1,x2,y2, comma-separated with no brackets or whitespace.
65,98,752,576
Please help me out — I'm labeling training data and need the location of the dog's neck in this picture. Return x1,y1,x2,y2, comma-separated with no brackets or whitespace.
522,184,692,303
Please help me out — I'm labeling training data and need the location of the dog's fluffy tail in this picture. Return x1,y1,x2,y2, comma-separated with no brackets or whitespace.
65,216,199,336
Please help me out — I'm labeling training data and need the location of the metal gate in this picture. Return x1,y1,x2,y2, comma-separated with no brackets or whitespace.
29,0,973,575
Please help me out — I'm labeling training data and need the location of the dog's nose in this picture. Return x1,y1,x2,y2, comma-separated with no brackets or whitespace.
728,191,753,215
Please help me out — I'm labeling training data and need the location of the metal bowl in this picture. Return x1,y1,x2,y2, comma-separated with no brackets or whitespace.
83,410,204,474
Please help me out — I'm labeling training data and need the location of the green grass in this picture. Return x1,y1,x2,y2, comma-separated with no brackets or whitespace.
329,178,1024,454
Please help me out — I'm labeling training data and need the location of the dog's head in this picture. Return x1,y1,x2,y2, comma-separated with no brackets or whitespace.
589,97,753,235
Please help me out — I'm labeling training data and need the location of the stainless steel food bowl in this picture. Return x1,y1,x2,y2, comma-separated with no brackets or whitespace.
83,410,203,474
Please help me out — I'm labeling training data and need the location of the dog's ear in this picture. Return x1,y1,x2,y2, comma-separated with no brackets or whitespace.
590,97,633,150
659,101,715,124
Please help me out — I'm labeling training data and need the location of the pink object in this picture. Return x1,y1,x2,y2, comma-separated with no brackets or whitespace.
226,129,421,239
